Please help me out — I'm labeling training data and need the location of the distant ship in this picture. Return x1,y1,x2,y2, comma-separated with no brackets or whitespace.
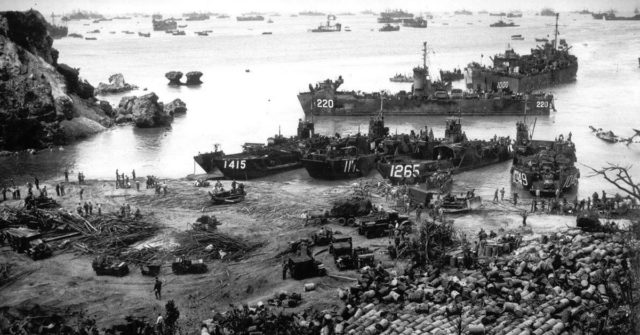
184,13,210,21
592,11,640,20
389,73,413,82
454,10,473,15
310,15,341,32
511,120,579,196
402,17,428,28
299,11,326,16
507,12,523,18
511,34,525,40
152,18,177,31
490,20,519,27
379,24,400,32
194,120,316,179
298,42,554,117
467,14,577,93
489,12,507,16
237,15,264,21
540,8,557,16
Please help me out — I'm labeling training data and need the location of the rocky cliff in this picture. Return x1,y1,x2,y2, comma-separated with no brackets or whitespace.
0,10,112,151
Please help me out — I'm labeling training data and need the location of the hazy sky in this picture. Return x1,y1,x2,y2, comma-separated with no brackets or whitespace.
1,0,639,15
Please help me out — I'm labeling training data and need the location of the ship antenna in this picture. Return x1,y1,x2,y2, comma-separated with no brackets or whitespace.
422,41,428,70
553,13,559,51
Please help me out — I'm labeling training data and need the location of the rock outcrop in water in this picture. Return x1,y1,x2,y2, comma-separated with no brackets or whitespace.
115,93,175,127
165,71,183,85
185,71,203,85
164,98,187,115
0,10,113,151
95,73,138,95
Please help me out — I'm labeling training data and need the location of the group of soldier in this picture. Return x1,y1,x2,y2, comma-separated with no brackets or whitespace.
115,169,140,190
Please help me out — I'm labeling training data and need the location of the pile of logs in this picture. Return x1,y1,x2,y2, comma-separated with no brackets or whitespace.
173,230,264,261
337,229,634,334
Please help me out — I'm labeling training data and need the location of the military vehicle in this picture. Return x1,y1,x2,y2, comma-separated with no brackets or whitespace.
328,198,373,224
26,239,52,260
311,227,333,246
284,255,326,280
92,256,130,276
299,42,553,117
329,236,353,259
172,258,208,274
356,211,411,238
140,264,162,276
3,228,41,253
208,189,245,204
335,246,375,270
467,14,577,93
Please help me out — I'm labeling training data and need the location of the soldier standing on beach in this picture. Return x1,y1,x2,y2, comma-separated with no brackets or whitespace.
500,187,505,201
64,169,69,182
493,189,499,202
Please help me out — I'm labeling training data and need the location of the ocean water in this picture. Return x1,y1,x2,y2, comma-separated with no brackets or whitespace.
2,13,640,201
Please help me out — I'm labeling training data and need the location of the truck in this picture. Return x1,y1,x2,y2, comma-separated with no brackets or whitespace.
3,228,42,253
171,258,208,274
284,254,326,280
329,236,353,259
335,246,375,270
328,198,372,225
26,239,53,260
92,256,130,276
356,211,412,238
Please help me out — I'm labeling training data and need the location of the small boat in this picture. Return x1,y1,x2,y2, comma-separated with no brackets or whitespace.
344,26,351,32
511,34,524,40
379,23,400,32
389,73,413,83
590,126,620,143
535,37,549,42
208,190,246,204
262,31,272,35
85,37,97,40
172,30,186,36
196,31,209,36
439,193,482,213
138,32,150,37
178,24,188,28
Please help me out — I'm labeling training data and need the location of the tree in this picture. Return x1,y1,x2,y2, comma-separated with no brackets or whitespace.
164,300,180,335
587,163,640,202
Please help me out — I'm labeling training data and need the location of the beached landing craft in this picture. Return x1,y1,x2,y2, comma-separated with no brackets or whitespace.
376,118,512,184
193,120,316,179
298,42,553,117
301,115,389,180
511,120,580,196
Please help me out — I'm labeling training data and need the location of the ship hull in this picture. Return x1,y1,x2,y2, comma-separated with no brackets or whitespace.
194,152,301,180
466,63,578,93
510,165,580,195
298,92,553,116
302,155,377,179
376,159,452,184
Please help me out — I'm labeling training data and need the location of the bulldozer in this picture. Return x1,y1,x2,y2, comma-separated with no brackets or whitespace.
92,256,130,276
171,258,208,275
26,239,52,260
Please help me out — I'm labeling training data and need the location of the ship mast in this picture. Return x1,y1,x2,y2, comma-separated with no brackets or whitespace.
422,41,428,70
553,13,559,51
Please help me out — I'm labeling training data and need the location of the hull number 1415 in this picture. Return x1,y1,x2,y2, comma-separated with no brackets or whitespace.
223,160,246,169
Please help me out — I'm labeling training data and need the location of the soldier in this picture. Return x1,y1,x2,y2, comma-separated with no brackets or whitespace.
493,189,499,202
55,183,60,197
513,192,519,205
231,179,237,191
282,260,288,280
64,169,69,182
132,169,136,181
521,211,528,226
153,277,162,300
79,188,84,200
500,187,505,201
60,183,65,196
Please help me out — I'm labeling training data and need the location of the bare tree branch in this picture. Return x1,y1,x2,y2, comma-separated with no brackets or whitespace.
584,163,640,201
